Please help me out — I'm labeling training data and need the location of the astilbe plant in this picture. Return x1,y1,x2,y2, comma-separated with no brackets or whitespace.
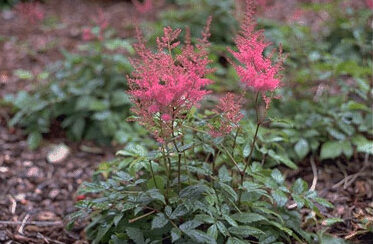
71,2,334,243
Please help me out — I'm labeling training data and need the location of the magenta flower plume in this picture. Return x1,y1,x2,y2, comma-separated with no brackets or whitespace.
129,18,213,142
209,93,244,138
229,0,284,93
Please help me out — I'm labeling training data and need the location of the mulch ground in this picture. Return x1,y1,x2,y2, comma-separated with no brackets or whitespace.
0,0,372,243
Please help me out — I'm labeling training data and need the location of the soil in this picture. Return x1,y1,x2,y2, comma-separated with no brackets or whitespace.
0,0,372,243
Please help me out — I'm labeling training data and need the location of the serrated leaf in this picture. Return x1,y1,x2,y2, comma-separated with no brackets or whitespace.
294,139,309,159
291,194,305,209
170,204,189,219
179,220,202,232
207,224,218,240
228,225,264,238
227,237,247,244
243,143,251,158
315,197,334,208
179,184,209,199
218,165,232,182
271,169,284,184
272,189,288,207
125,227,144,244
216,221,229,237
341,141,353,158
268,150,297,169
292,178,308,194
320,141,343,160
151,213,169,229
171,228,181,242
223,214,238,227
231,213,268,224
186,230,217,244
218,182,238,202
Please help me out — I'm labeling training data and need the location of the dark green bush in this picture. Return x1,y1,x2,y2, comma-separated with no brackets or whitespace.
4,32,137,149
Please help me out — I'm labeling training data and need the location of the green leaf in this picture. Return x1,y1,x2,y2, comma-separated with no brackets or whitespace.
94,222,113,243
146,175,165,191
327,128,346,140
341,141,353,158
243,143,251,158
147,189,166,204
207,224,218,240
170,204,189,219
351,135,373,154
125,227,144,244
186,230,217,244
320,141,343,160
268,150,297,169
179,220,202,232
315,197,334,208
218,182,238,202
227,237,247,244
71,118,85,140
272,189,288,207
292,178,308,194
223,214,238,227
151,213,169,229
271,169,284,184
292,194,305,209
27,131,42,150
231,213,268,224
228,225,264,238
216,221,229,237
294,139,309,159
171,228,181,242
111,91,130,106
179,184,209,199
218,165,232,182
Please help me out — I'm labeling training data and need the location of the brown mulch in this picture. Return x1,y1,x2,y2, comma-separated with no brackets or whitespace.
285,156,373,243
0,122,116,243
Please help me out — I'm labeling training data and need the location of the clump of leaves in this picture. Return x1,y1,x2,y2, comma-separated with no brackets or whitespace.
4,29,137,149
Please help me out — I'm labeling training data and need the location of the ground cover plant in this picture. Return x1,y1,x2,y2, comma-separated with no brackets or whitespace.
70,3,339,243
4,15,141,149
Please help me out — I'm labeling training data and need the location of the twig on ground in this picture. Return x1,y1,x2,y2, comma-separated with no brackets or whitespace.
8,195,16,214
0,220,63,226
18,214,30,235
310,156,318,191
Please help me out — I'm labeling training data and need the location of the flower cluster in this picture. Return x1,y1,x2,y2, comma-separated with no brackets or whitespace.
15,2,44,24
129,19,213,142
208,93,244,137
229,0,284,94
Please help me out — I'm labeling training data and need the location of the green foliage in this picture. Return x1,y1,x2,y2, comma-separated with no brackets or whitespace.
264,5,373,161
70,118,331,243
4,33,139,148
150,0,238,45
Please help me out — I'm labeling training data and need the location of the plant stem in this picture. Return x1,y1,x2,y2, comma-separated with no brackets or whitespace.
238,92,261,204
232,127,240,156
128,210,156,223
149,160,158,189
